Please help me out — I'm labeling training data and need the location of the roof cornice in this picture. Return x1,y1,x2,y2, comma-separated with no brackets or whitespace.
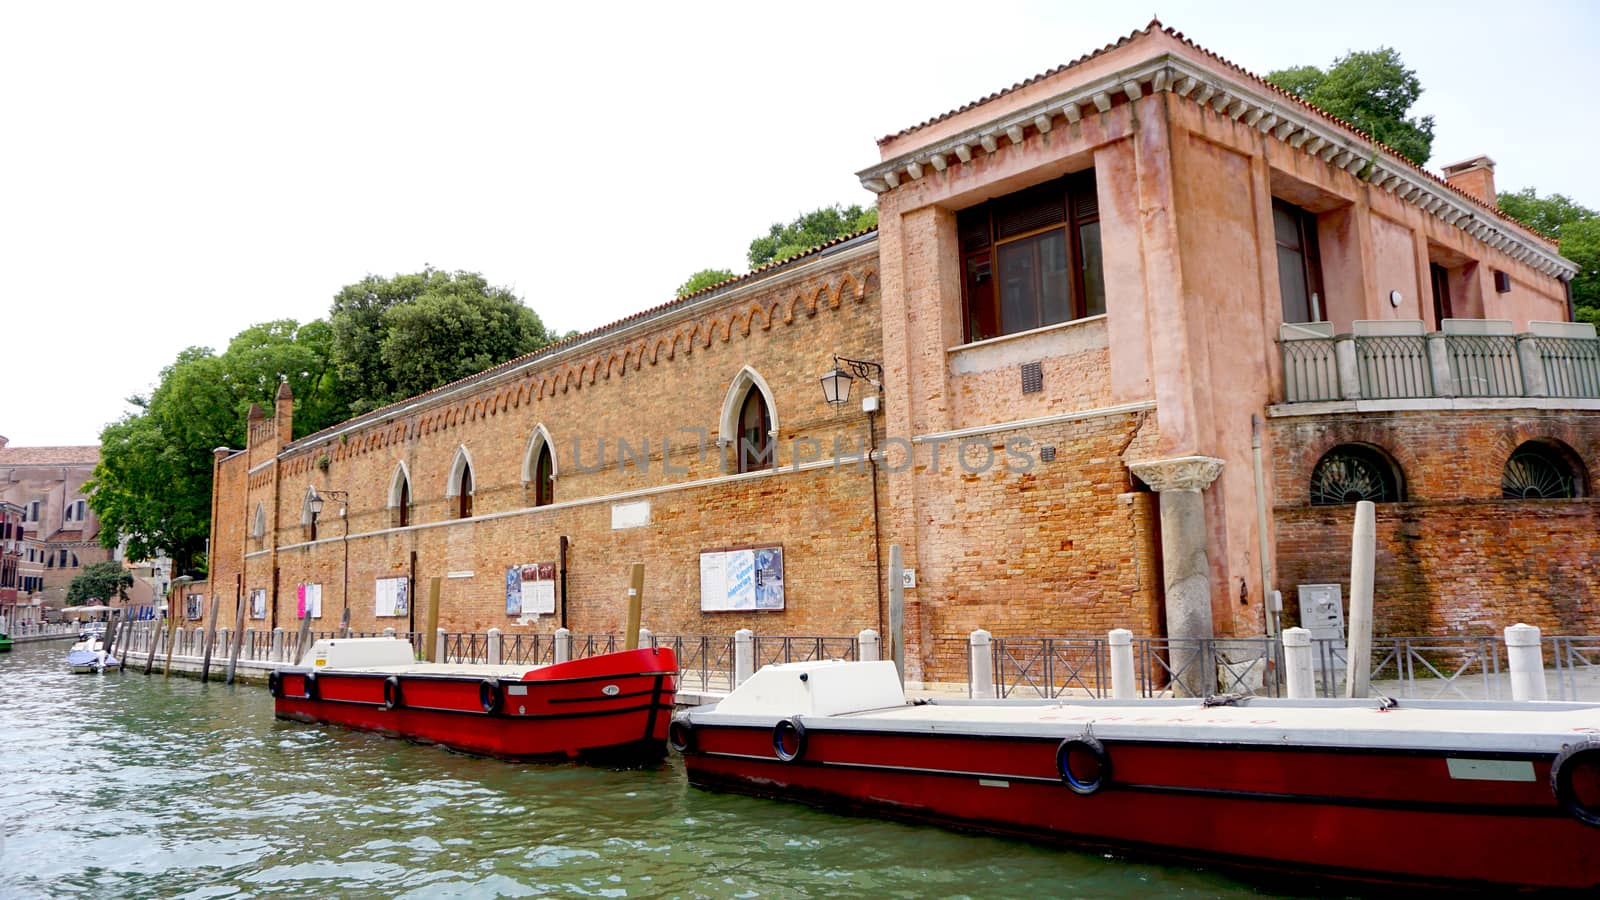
857,52,1576,282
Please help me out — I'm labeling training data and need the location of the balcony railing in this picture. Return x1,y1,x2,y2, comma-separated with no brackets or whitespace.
1280,319,1600,403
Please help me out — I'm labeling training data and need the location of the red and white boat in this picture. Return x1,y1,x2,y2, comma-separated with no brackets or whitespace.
674,660,1600,891
271,637,677,762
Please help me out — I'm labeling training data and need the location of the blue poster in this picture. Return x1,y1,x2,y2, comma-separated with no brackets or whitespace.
754,548,784,610
505,566,522,616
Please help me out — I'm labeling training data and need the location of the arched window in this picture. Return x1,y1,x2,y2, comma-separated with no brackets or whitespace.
522,426,556,507
718,366,778,474
1502,440,1586,499
737,385,773,473
302,487,320,540
447,447,475,519
1310,444,1403,506
389,464,412,527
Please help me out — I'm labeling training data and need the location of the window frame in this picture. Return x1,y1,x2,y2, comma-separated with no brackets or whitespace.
1272,198,1325,325
958,170,1103,343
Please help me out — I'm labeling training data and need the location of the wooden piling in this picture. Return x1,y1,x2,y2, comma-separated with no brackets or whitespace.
293,605,314,667
423,577,441,662
200,595,221,681
624,564,644,651
226,579,246,684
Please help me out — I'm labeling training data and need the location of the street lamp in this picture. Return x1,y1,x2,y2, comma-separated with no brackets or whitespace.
820,355,884,411
310,487,351,632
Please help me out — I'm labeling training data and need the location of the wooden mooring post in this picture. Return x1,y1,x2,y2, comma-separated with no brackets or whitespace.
200,596,221,681
624,565,644,651
226,579,247,684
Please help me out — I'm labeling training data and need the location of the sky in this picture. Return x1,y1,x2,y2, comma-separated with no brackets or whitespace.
3,0,1596,446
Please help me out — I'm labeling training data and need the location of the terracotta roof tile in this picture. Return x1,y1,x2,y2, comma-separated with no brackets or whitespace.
879,20,1553,249
0,446,100,466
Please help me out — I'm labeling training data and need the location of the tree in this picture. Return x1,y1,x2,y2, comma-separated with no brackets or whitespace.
677,268,736,297
66,560,133,606
1267,48,1435,166
330,269,555,413
748,204,878,269
1497,188,1600,325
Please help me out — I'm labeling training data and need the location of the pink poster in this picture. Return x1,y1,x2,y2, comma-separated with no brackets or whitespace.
297,584,307,619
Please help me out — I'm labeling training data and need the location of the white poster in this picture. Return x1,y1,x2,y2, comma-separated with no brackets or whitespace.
507,562,557,617
375,577,408,617
700,547,783,611
297,583,322,619
249,589,266,620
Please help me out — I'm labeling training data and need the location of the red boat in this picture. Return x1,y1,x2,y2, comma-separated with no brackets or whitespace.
674,660,1600,891
271,637,677,762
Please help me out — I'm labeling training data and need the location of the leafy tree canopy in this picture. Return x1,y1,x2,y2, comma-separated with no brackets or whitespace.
748,204,877,269
1497,188,1600,325
677,268,737,297
66,560,133,606
1267,48,1434,166
331,269,554,414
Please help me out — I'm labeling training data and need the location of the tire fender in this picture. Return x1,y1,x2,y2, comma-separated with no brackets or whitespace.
382,675,403,711
302,672,319,702
479,678,502,715
1551,742,1600,828
668,718,693,754
1056,736,1111,795
773,717,806,763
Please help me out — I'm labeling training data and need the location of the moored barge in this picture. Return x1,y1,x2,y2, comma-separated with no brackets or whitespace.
675,660,1600,891
273,637,677,762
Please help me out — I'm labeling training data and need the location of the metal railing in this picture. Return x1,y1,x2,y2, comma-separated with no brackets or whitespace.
1356,335,1432,399
1540,337,1600,398
986,633,1600,702
1279,326,1600,403
650,634,736,693
753,634,858,668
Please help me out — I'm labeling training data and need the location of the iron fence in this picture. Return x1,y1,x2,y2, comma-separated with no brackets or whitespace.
1539,337,1600,398
1356,335,1431,399
753,634,858,669
1281,338,1339,402
1446,333,1522,397
650,634,736,693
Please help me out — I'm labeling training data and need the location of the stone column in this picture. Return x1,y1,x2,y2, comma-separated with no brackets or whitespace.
1128,455,1225,697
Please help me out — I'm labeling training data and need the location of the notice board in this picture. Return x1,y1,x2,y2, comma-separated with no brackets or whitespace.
699,546,784,611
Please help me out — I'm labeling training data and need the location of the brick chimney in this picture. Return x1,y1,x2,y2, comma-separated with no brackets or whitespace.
1442,155,1497,208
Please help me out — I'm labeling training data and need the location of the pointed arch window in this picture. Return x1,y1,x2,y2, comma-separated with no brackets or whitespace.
737,386,773,473
523,426,557,508
251,503,266,540
302,487,320,540
447,447,475,519
389,465,413,528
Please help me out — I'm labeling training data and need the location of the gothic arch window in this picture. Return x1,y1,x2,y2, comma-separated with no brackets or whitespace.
301,486,320,540
252,503,266,539
389,464,413,527
1309,444,1403,506
446,447,475,519
718,367,778,474
1502,440,1586,499
522,425,556,507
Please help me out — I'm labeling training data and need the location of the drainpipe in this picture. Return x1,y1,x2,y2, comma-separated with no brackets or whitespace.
1251,414,1276,637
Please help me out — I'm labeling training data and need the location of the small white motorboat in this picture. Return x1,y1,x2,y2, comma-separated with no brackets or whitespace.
66,631,119,674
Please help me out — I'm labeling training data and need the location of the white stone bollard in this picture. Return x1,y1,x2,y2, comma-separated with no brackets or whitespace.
734,629,755,686
271,627,285,662
638,627,653,649
1109,628,1136,699
858,629,880,662
383,627,395,638
554,627,572,664
487,627,502,665
215,628,228,658
435,627,448,664
1505,623,1547,701
1282,627,1315,699
1345,500,1376,699
969,629,995,699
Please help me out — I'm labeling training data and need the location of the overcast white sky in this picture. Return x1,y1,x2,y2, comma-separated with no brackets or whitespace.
4,0,1596,446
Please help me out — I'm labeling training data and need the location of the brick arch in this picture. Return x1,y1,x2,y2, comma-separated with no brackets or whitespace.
654,337,670,364
562,368,577,393
806,283,826,313
1494,428,1594,497
606,353,622,379
1290,424,1418,505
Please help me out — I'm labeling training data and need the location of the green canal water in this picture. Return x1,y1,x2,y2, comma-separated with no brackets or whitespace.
0,641,1275,899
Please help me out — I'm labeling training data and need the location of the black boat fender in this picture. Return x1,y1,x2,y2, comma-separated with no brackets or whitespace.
1551,741,1600,828
302,671,319,702
479,678,503,715
382,675,403,711
1056,736,1111,795
267,670,282,699
668,718,693,753
773,717,806,762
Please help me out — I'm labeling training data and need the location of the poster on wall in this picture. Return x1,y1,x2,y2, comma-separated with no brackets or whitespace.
185,594,203,620
506,563,557,616
296,583,322,619
250,589,266,620
700,545,784,611
375,577,408,617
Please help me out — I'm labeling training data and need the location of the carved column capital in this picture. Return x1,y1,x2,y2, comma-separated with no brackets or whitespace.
1128,455,1225,493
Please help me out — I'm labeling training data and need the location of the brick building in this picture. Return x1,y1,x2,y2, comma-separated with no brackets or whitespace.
207,22,1598,684
0,437,113,621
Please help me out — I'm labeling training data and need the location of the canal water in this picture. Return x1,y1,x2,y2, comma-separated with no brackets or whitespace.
0,641,1272,899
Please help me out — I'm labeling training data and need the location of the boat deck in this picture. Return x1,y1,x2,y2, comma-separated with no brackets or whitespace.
308,662,548,680
707,696,1600,753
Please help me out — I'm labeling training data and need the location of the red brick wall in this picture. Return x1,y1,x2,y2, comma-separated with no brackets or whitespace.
1271,409,1600,636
